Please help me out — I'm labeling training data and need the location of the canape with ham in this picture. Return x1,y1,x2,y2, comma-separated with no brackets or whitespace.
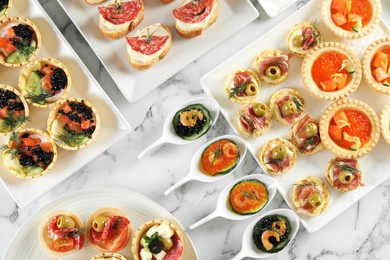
237,102,272,137
290,114,323,155
270,88,305,125
253,48,291,84
326,157,363,192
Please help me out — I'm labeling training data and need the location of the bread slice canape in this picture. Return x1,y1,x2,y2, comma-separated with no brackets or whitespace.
0,84,29,135
173,0,219,38
86,208,132,253
98,0,144,39
2,128,57,179
47,98,100,150
132,219,184,260
38,210,85,256
126,23,172,70
19,58,71,108
0,16,41,67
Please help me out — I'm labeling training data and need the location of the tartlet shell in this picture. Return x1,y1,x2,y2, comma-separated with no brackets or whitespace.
131,219,184,260
86,208,132,253
253,48,290,85
292,176,329,216
321,0,381,39
0,84,29,136
19,57,72,108
302,42,362,101
269,88,305,125
319,99,380,159
237,102,272,137
38,210,84,256
0,16,41,67
91,252,128,260
47,98,100,150
224,68,261,103
287,21,323,58
3,128,57,179
362,37,390,95
259,138,297,175
325,157,362,192
380,100,390,145
289,117,324,155
0,0,12,20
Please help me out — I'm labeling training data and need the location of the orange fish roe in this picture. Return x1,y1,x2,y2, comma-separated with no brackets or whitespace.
311,51,347,87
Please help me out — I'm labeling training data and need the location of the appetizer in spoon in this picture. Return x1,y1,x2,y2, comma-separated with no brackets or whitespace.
269,88,305,125
2,129,57,179
38,210,85,255
238,102,272,137
19,58,71,107
132,219,184,260
0,84,29,135
224,68,261,103
0,16,41,67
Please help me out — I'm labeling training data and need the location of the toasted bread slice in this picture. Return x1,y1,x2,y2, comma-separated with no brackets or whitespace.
127,23,172,70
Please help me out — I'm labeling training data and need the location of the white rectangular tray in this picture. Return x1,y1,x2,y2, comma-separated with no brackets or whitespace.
57,0,259,103
257,0,298,17
0,0,131,208
201,0,390,232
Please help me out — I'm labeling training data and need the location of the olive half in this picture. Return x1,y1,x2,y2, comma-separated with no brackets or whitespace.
281,100,297,116
304,123,318,137
307,192,323,208
245,83,258,96
271,145,286,160
265,66,281,81
338,170,354,184
57,216,75,229
292,34,303,48
252,103,267,117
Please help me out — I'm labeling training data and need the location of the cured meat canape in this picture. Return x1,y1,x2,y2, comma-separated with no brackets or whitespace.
224,68,261,103
253,48,291,84
326,157,364,192
287,21,322,58
238,102,272,137
269,88,305,125
290,114,323,155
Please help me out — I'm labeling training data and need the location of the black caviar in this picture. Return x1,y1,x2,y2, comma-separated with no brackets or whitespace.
12,24,33,42
50,68,68,91
0,89,24,112
174,111,207,138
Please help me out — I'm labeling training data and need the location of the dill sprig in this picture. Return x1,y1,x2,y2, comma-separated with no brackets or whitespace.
229,83,247,98
0,145,18,160
301,136,318,151
266,158,283,168
26,90,52,105
210,144,222,167
2,113,30,131
310,20,321,47
55,130,87,147
293,181,318,188
9,131,19,142
240,189,260,201
339,163,360,173
292,96,304,112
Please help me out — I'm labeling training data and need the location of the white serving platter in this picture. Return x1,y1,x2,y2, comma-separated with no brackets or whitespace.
0,0,131,208
257,0,298,17
4,188,198,259
201,0,390,232
57,0,259,103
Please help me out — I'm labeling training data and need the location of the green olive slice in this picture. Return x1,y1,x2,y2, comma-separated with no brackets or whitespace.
338,170,354,184
271,145,286,160
281,100,297,116
244,83,258,96
304,123,318,137
56,216,75,229
265,66,281,81
252,103,267,117
92,216,109,233
292,34,304,48
307,192,323,208
161,237,173,251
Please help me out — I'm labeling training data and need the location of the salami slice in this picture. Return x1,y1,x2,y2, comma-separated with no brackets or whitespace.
173,0,214,24
98,0,143,25
164,233,184,260
90,216,130,244
126,35,169,55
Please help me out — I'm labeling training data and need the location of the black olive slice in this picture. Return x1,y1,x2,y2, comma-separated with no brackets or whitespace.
148,238,163,254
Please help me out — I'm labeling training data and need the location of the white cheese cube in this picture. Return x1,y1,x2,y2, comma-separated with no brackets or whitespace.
140,248,153,260
157,223,174,238
153,250,167,260
140,237,148,248
145,225,159,237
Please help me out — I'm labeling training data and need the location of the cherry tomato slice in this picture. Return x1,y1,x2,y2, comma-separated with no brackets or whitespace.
49,237,75,252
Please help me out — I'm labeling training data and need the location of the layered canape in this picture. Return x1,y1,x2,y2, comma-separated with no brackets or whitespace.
224,68,261,103
289,114,323,155
287,21,322,58
269,88,305,125
253,48,291,84
237,102,272,136
326,157,363,192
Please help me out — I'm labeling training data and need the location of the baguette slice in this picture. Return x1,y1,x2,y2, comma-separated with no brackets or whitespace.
98,0,144,39
84,0,107,5
173,0,219,38
126,23,172,70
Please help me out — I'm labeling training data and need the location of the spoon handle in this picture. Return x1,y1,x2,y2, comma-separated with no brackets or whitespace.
188,211,219,230
164,175,192,196
231,250,245,260
138,137,166,160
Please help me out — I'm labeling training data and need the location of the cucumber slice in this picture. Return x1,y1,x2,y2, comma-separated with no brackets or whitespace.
383,80,390,87
342,132,361,150
25,166,44,176
6,50,22,64
0,7,6,17
339,59,355,74
348,14,362,33
30,39,36,49
26,71,43,96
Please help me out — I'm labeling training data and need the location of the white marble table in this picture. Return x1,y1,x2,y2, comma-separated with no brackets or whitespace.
1,0,390,259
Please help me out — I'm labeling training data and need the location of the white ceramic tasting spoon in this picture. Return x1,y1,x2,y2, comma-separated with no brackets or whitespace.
188,174,277,230
232,208,300,260
138,96,220,160
164,135,248,196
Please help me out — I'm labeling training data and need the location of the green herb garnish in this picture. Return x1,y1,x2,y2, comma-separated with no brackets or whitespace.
293,181,318,188
292,96,304,112
265,158,283,168
2,113,29,131
339,163,360,173
26,90,52,105
210,144,222,167
55,130,88,147
240,189,260,201
229,83,248,98
143,233,160,246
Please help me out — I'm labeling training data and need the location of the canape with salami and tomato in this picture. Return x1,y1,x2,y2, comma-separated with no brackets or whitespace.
47,98,100,150
238,102,272,137
38,210,85,255
289,114,323,155
269,88,305,125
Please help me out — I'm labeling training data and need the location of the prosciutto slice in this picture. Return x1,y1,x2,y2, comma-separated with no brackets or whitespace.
331,158,364,190
232,71,252,97
294,115,322,153
264,147,292,173
276,95,303,123
295,181,324,214
302,26,316,50
239,104,266,133
258,55,290,76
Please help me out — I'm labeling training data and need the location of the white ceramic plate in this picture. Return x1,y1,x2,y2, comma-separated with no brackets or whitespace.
257,0,298,17
57,0,259,103
4,188,198,259
201,0,390,232
0,0,131,208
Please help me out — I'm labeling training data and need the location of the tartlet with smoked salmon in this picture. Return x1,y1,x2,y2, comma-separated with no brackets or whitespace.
173,0,219,38
0,16,41,67
292,176,329,216
237,102,272,137
319,99,380,158
86,208,132,253
269,88,305,125
47,98,100,150
259,138,297,175
380,100,390,145
302,42,361,101
2,129,57,179
362,37,390,95
287,21,322,58
132,219,184,260
289,114,323,155
126,23,172,70
98,0,144,39
0,0,12,20
19,58,71,108
225,68,261,103
253,48,291,85
326,157,363,192
38,210,85,255
321,0,381,39
0,84,29,135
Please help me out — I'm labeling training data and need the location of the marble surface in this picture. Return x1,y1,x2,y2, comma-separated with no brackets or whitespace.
1,0,390,259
